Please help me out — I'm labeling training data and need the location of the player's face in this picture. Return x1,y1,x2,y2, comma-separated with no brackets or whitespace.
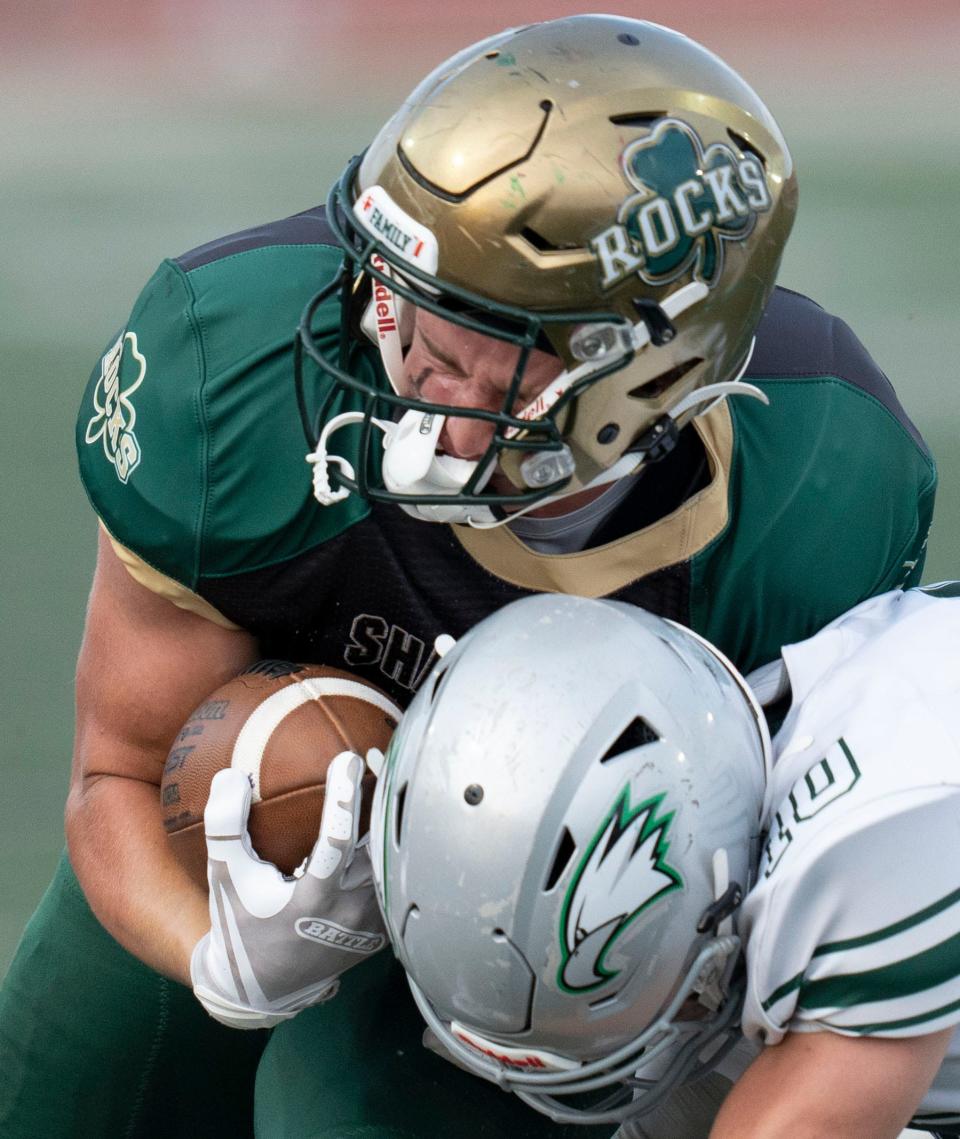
399,309,563,463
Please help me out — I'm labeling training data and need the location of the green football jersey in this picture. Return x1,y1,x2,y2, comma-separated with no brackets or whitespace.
76,208,936,695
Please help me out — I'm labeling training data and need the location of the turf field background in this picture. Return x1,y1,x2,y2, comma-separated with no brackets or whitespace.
2,0,959,977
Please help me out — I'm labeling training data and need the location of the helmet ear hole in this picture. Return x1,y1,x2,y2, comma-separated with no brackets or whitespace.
628,359,703,402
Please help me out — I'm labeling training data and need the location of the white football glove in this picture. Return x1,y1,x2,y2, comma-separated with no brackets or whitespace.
191,751,386,1030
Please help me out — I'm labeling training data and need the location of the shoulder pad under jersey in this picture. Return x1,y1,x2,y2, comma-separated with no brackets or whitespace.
76,208,380,589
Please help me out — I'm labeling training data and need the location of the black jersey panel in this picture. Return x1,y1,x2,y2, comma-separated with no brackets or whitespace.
749,287,928,453
589,424,711,547
196,503,690,709
174,206,335,272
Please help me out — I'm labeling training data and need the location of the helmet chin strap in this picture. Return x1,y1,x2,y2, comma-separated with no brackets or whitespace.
305,350,767,526
463,347,766,530
306,368,766,526
463,452,640,529
309,267,765,525
305,408,495,522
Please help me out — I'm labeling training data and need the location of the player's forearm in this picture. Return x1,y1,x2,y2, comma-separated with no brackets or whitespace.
65,772,208,985
708,1029,954,1139
710,1096,912,1139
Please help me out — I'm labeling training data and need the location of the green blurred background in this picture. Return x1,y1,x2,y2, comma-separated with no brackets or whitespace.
2,0,958,975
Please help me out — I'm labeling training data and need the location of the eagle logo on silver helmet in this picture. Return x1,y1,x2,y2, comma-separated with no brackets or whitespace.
558,787,683,994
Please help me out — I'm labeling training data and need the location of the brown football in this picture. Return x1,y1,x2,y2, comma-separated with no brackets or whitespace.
161,661,401,885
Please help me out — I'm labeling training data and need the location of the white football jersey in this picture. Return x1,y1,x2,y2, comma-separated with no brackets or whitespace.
739,583,960,1130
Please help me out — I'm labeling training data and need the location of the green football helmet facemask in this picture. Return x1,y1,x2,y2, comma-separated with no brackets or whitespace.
297,15,797,525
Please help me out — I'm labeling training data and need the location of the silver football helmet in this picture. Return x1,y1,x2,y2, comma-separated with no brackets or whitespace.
370,595,770,1124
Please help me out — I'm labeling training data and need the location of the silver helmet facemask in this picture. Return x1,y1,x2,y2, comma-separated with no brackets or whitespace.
409,932,745,1124
371,595,771,1124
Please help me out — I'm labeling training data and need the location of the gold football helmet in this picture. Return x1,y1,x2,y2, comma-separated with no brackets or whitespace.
299,15,797,524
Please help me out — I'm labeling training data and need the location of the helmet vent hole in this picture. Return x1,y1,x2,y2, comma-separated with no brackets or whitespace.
601,717,660,764
394,782,409,847
628,358,703,401
400,904,419,940
616,32,641,47
658,635,695,673
430,665,449,705
485,51,500,59
727,129,767,168
589,991,621,1010
609,112,667,128
543,827,577,891
519,226,582,254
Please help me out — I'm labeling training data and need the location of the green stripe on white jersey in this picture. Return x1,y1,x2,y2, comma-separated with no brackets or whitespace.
762,884,960,1014
737,588,960,1123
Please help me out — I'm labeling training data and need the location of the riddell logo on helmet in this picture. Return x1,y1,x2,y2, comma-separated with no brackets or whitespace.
451,1024,580,1073
590,118,772,291
454,1032,546,1069
369,253,397,340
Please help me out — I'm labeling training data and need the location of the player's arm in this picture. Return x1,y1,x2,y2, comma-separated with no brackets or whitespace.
709,1025,953,1139
65,527,258,984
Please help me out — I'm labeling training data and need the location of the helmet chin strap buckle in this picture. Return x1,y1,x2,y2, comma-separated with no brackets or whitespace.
631,297,678,346
691,933,741,1013
631,415,679,464
696,882,744,936
519,445,576,489
624,350,769,471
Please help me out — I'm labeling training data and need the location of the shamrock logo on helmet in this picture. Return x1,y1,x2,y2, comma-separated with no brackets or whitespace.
590,118,772,291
